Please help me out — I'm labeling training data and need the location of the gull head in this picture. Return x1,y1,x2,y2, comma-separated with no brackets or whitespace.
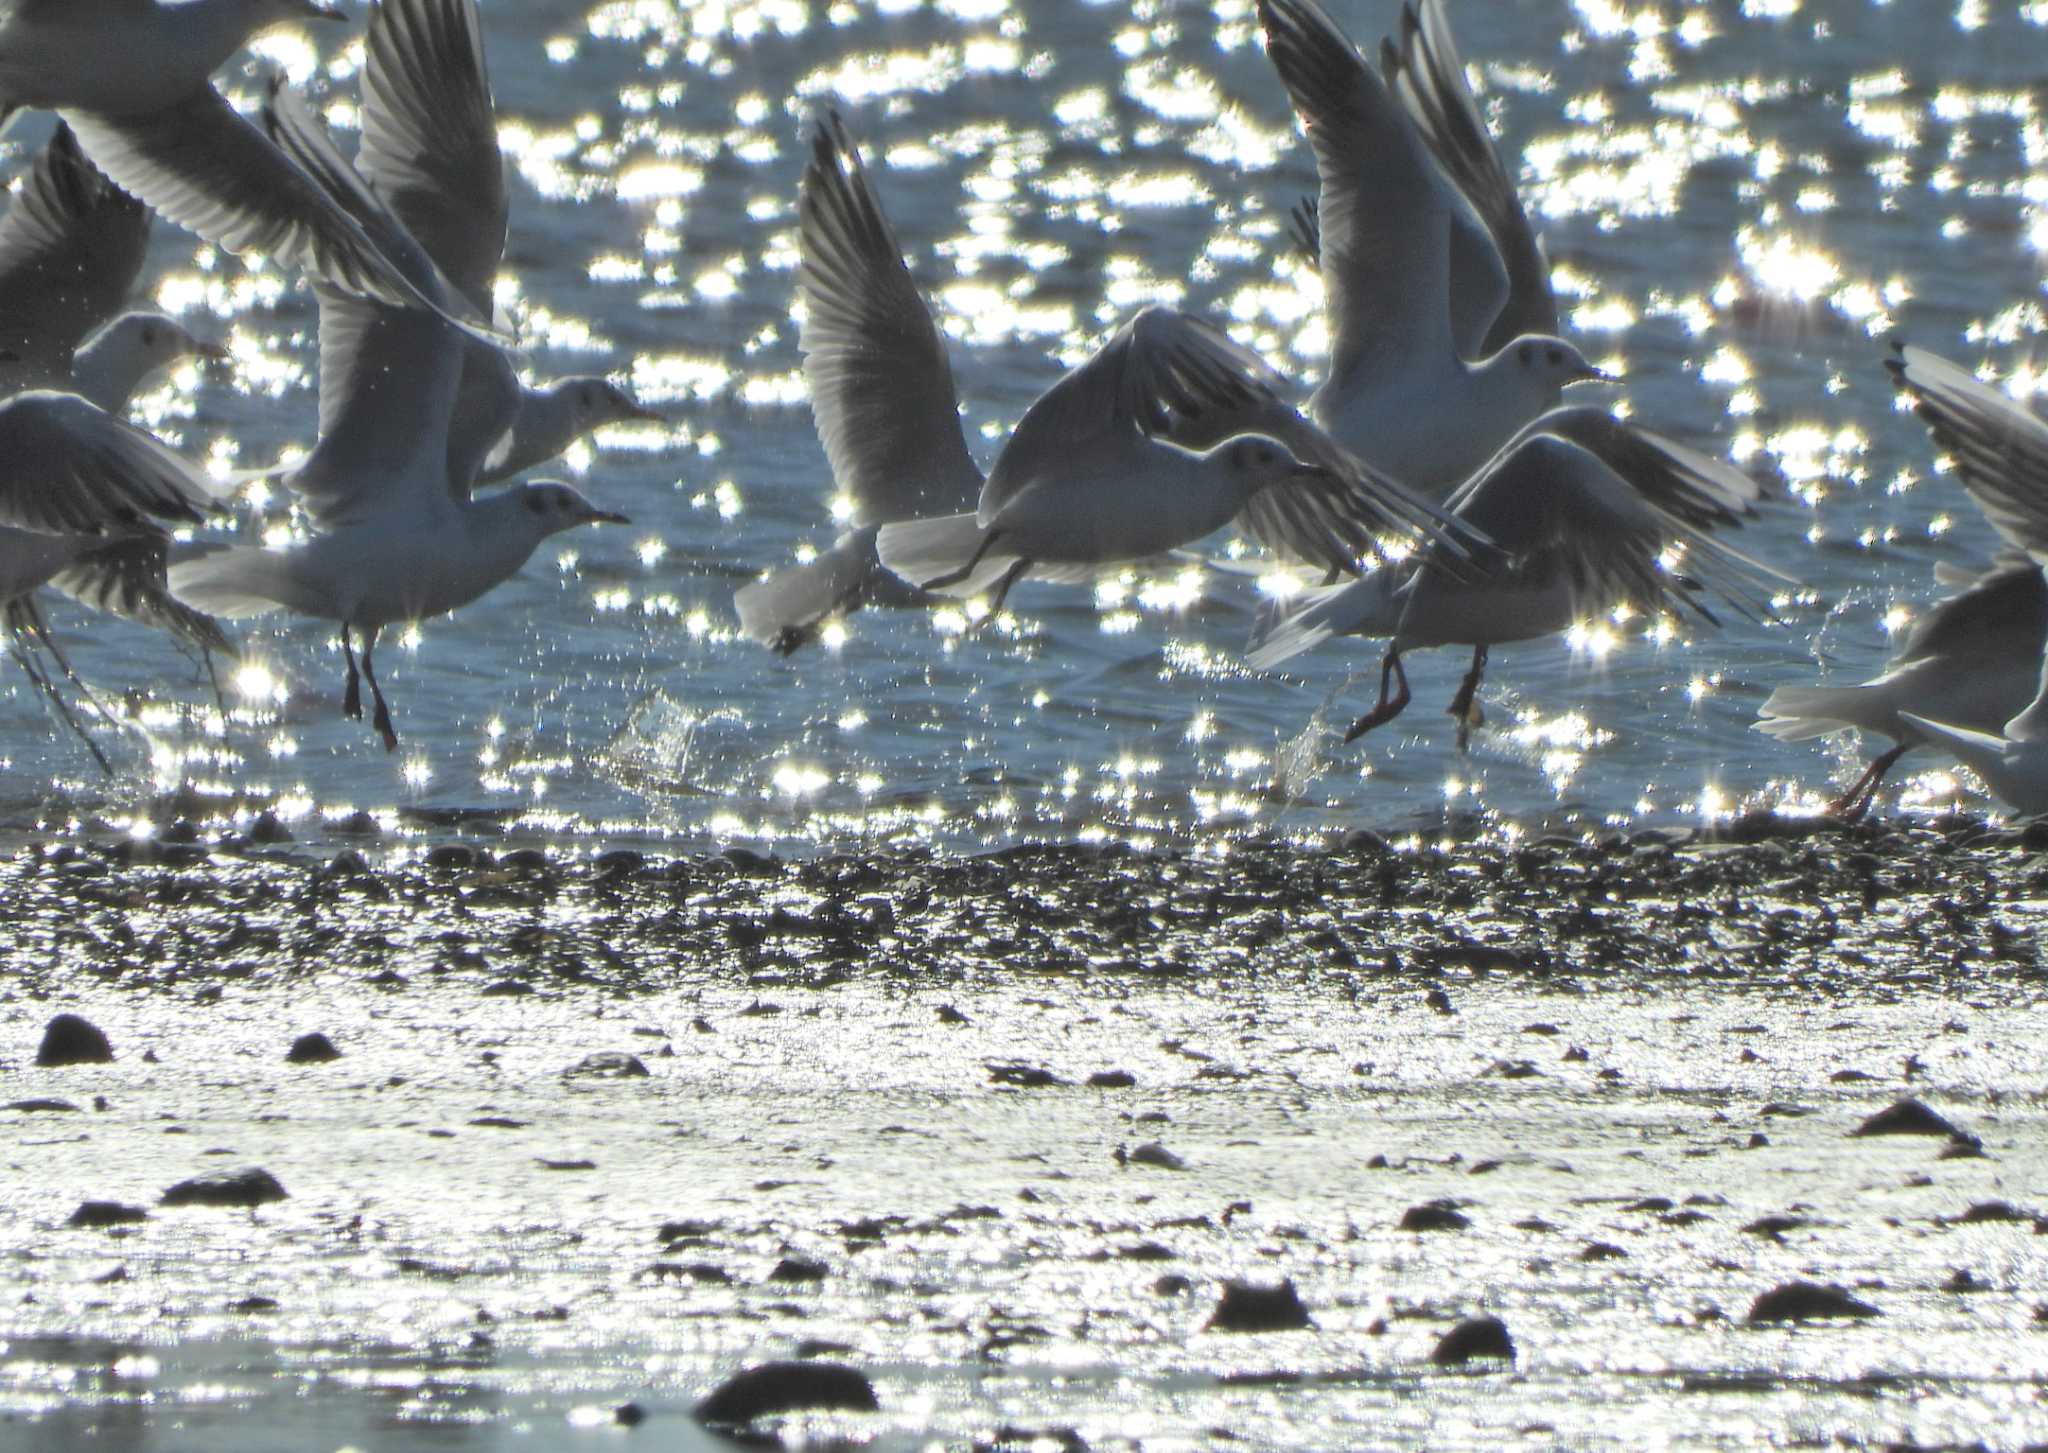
1207,432,1327,496
515,480,631,537
100,313,228,373
557,376,665,431
1511,335,1612,390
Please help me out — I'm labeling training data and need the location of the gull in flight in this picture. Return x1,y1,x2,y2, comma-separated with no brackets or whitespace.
1760,343,2048,817
0,0,495,336
1247,407,1785,748
1260,0,1607,496
0,390,232,771
169,54,625,752
0,123,225,413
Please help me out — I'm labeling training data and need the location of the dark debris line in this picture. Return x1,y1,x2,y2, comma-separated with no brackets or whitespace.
2,817,2043,996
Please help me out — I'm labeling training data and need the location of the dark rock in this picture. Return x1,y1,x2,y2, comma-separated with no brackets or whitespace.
563,1052,649,1079
1123,1142,1185,1171
285,1032,341,1064
1945,1268,1989,1293
480,979,532,997
1954,1200,2034,1224
694,1361,877,1429
8,1098,79,1113
36,1013,113,1067
988,1062,1061,1088
1432,1315,1515,1365
1742,1214,1807,1239
1939,1134,1986,1160
1153,1273,1195,1297
1852,1098,1960,1139
1086,1069,1137,1089
614,1402,645,1427
227,1296,279,1314
1580,1242,1628,1261
67,1201,148,1229
1747,1281,1880,1324
161,1167,288,1209
247,811,293,845
1398,1200,1468,1233
769,1257,829,1284
1205,1279,1313,1333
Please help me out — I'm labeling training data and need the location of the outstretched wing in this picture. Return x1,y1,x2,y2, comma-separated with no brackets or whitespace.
1888,342,2048,557
0,390,214,535
797,112,983,527
49,533,235,656
0,123,150,385
1259,0,1507,376
1381,0,1557,350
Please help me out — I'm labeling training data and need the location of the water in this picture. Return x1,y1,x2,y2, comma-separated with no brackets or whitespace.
6,0,2046,854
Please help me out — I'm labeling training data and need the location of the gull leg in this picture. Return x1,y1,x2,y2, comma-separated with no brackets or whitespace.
1828,742,1908,821
360,626,398,753
340,625,362,720
9,636,113,777
919,528,1005,593
1343,649,1412,743
1448,644,1489,754
984,557,1031,618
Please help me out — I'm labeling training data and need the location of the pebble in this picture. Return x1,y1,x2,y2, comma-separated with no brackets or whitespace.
1399,1201,1469,1233
1205,1279,1313,1333
1852,1098,1961,1138
1432,1315,1516,1366
160,1167,289,1210
693,1361,878,1430
36,1013,113,1067
66,1201,148,1229
562,1052,649,1079
285,1032,341,1064
1747,1281,1881,1324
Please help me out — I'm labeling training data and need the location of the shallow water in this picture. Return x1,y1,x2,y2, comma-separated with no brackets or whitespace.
3,0,2045,858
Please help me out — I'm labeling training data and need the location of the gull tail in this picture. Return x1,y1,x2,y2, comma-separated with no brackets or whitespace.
1753,683,1883,743
1243,573,1400,673
735,529,884,654
168,545,299,620
876,512,1019,598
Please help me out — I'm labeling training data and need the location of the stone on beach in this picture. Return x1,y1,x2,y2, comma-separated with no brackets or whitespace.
1205,1279,1314,1333
36,1013,113,1066
1433,1316,1516,1365
693,1360,879,1430
1747,1281,1881,1324
160,1167,289,1210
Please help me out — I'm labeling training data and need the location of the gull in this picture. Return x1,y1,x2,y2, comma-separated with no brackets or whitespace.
734,113,983,654
0,0,495,335
1759,343,2048,817
334,0,656,488
1259,0,1606,496
0,123,226,413
168,67,625,753
1247,407,1785,748
754,118,1456,631
0,389,233,771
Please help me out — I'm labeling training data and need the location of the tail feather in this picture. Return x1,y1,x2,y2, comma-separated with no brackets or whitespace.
167,546,297,620
1753,683,1883,742
1244,573,1399,673
735,529,884,653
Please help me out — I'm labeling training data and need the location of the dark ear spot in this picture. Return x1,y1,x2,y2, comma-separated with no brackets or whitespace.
1547,346,1563,366
1518,342,1533,365
142,324,158,346
523,491,547,515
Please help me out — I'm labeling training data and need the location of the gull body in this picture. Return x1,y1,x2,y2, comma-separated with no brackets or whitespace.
1248,408,1782,747
1759,344,2048,815
168,49,624,752
1260,0,1604,496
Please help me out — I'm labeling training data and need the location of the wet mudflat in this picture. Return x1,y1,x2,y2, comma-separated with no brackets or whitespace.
2,823,2046,1451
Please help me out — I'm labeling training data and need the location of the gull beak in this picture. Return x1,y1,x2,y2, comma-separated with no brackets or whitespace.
1572,362,1617,385
625,399,667,424
589,508,631,526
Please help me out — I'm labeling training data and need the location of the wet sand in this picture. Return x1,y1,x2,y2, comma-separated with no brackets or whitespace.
3,820,2046,1450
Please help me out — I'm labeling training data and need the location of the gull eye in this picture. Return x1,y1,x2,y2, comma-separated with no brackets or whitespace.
1518,343,1533,365
142,325,158,346
1547,346,1564,366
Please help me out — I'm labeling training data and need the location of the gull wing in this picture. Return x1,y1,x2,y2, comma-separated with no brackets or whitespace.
1528,405,1766,529
1429,432,1778,628
1888,342,2048,556
1258,0,1508,377
0,390,214,534
64,82,498,344
356,0,505,317
260,82,465,527
48,533,235,656
986,306,1467,574
1381,0,1557,350
1885,549,2046,671
0,123,149,385
798,112,983,527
